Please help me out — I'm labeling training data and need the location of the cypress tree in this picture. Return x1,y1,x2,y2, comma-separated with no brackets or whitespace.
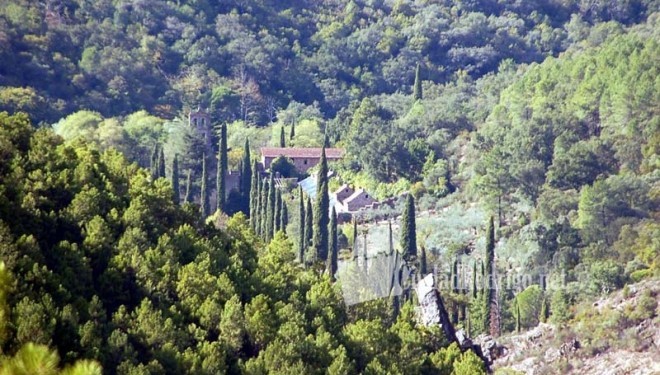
150,144,159,179
419,245,428,275
266,174,276,240
217,123,227,211
171,154,180,205
241,139,252,215
274,189,282,233
400,194,417,258
249,161,259,227
485,216,499,337
352,219,358,261
516,298,521,333
200,154,209,217
260,179,269,238
158,147,166,178
312,147,329,261
184,169,192,203
472,261,478,299
327,207,338,280
298,187,305,263
388,220,394,255
452,258,459,324
413,63,422,101
290,121,295,140
305,197,313,254
279,126,286,147
280,196,288,234
539,295,548,324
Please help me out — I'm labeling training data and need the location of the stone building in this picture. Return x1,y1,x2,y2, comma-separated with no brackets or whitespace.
332,185,376,213
260,147,345,173
189,106,213,154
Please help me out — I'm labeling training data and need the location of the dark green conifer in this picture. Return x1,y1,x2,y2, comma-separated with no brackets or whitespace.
260,179,269,237
290,122,295,140
305,197,313,255
419,245,427,275
472,261,478,299
485,216,498,336
279,126,286,147
171,154,180,205
313,147,329,261
250,161,259,229
352,219,358,261
327,207,338,280
184,169,192,203
150,144,159,179
298,187,305,263
274,188,282,233
280,196,288,234
200,154,209,217
158,148,166,178
217,123,227,211
413,63,422,101
516,298,521,333
540,295,548,324
266,174,276,240
400,194,417,258
241,139,252,215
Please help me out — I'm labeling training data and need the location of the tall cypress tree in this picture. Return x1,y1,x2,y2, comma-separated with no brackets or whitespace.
419,245,427,275
304,197,313,255
184,169,192,203
327,207,338,280
290,122,295,140
150,144,159,179
217,123,227,211
158,148,166,178
413,63,422,101
241,139,252,215
250,161,259,229
451,258,459,324
280,196,288,234
274,189,282,233
516,298,521,333
266,174,276,240
171,154,180,205
485,215,499,337
260,179,269,238
539,294,548,324
400,194,417,258
472,261,478,299
298,187,305,263
200,154,209,217
313,147,329,261
279,126,286,147
352,219,358,261
388,220,394,255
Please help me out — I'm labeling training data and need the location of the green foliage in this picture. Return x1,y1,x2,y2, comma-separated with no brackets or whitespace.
327,207,338,280
217,123,227,212
413,63,423,101
313,148,330,262
270,156,299,178
200,155,209,217
400,194,417,258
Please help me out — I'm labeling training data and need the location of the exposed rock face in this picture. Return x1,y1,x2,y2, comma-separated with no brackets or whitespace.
474,334,507,364
416,273,457,343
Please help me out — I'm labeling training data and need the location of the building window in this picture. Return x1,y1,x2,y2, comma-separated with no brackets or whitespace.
304,159,308,165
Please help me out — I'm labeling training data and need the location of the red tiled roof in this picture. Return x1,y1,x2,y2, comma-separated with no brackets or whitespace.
260,147,345,159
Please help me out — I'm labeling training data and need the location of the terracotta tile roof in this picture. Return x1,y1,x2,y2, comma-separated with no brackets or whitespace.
260,147,345,159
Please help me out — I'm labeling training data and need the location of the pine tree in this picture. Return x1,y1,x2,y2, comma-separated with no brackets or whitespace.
217,123,228,211
279,126,286,147
241,139,252,215
540,295,548,324
400,194,417,258
171,154,180,205
184,169,192,203
150,144,159,179
298,187,305,263
200,155,209,217
305,197,313,256
266,174,276,240
327,207,338,280
419,245,428,275
312,147,329,261
158,147,166,178
413,63,422,101
274,189,282,233
280,196,288,234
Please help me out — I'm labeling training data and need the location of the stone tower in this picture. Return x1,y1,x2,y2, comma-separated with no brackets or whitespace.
189,106,213,152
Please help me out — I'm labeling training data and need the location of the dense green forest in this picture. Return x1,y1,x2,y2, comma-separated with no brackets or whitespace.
0,0,659,374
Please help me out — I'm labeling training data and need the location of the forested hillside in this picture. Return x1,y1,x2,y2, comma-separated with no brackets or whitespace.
0,0,659,374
